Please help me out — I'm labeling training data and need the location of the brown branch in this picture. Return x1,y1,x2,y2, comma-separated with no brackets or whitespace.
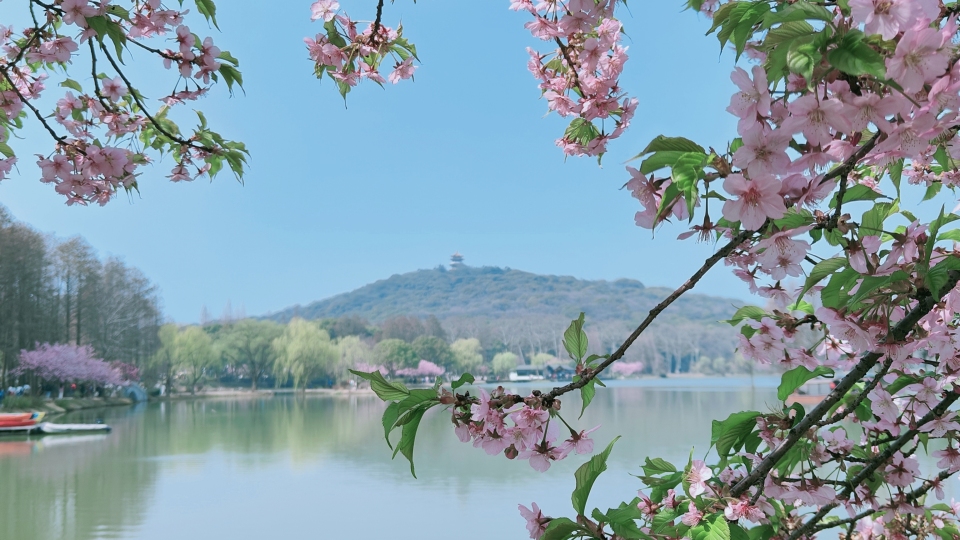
730,269,960,499
816,355,894,427
554,38,584,96
788,386,960,540
370,0,386,43
543,226,757,402
818,131,881,186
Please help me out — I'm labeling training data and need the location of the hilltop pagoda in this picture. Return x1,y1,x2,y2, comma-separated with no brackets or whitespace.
450,252,464,268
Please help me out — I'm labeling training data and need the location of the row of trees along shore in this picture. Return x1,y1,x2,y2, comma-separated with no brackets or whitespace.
0,201,749,396
146,311,756,394
0,206,162,389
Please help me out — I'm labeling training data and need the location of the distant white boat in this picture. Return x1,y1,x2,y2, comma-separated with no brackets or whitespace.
37,422,111,434
509,366,546,382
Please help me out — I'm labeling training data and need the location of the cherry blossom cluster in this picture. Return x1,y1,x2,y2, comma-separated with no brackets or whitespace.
305,0,418,95
15,343,125,386
511,0,636,158
0,0,247,205
450,386,598,472
395,360,444,378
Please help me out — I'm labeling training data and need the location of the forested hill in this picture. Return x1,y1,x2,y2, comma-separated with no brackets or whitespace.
265,266,742,325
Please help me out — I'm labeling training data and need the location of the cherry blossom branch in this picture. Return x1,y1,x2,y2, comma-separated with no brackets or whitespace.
0,68,69,145
543,226,758,402
816,355,894,427
731,269,960,498
371,0,386,43
818,131,881,186
787,386,960,540
554,38,584,95
97,43,218,154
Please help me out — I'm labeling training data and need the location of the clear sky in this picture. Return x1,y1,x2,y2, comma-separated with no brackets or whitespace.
0,1,754,323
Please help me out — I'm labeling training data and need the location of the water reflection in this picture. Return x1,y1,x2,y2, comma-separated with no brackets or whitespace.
2,377,912,540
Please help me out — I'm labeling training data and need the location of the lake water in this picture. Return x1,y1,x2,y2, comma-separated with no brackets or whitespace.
0,377,877,539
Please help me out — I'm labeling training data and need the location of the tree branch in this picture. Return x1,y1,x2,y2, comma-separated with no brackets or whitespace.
543,226,757,402
787,386,960,540
97,43,217,154
730,269,960,498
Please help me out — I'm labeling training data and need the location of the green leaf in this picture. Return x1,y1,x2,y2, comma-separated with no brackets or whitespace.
799,256,846,300
762,2,833,27
0,142,14,158
786,36,820,82
935,145,952,171
60,79,83,92
748,525,775,540
381,402,400,449
923,182,943,202
927,256,960,297
642,457,677,476
939,229,960,242
827,30,886,78
580,378,596,419
889,159,904,197
217,50,240,66
691,513,731,540
652,509,679,533
731,2,773,58
563,312,588,362
639,135,705,156
724,305,765,326
540,518,583,540
639,151,696,174
820,266,860,308
778,365,834,401
861,200,899,236
451,373,474,390
711,411,761,462
762,20,816,48
391,403,432,478
349,369,410,402
194,0,220,29
836,184,882,206
219,64,244,94
571,436,620,515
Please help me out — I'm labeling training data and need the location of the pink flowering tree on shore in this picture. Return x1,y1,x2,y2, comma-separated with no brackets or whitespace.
395,360,445,379
344,1,960,539
0,0,248,205
15,343,124,388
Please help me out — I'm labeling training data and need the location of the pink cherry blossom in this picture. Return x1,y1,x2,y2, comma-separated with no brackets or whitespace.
727,65,771,129
886,23,949,94
519,503,548,539
721,174,786,230
686,460,713,497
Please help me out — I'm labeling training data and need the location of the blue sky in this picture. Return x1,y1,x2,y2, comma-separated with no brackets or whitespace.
0,1,754,323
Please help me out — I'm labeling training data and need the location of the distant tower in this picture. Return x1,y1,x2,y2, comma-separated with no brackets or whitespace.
450,251,464,268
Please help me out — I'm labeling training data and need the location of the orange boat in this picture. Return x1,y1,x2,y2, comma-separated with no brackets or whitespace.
0,412,44,428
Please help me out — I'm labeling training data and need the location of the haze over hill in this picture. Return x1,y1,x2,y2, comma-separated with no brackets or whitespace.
264,265,750,374
265,265,743,325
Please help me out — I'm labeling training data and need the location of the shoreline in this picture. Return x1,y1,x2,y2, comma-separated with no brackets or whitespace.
1,396,135,414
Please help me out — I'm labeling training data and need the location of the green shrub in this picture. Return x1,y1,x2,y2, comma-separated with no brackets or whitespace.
1,395,46,410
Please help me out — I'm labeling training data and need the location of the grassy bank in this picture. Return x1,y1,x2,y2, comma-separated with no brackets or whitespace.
1,395,134,413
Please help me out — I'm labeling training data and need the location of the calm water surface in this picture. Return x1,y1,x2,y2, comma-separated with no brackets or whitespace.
1,377,805,539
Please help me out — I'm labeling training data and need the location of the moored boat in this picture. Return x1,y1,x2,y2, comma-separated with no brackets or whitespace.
37,422,111,434
0,412,45,428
